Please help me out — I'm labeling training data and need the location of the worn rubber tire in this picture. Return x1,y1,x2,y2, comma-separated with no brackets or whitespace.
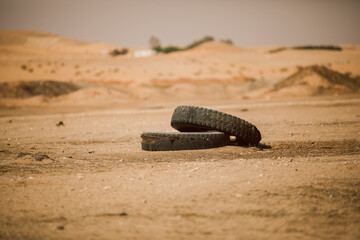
141,131,230,151
171,106,261,145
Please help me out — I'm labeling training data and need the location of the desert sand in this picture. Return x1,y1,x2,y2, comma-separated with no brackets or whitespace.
0,31,359,239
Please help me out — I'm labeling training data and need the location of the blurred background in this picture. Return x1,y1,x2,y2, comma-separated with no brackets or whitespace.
0,0,359,109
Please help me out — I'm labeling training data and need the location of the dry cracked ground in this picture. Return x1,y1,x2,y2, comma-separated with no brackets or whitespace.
0,96,360,240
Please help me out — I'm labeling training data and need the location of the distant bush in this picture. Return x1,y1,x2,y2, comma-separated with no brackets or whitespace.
149,36,161,48
269,45,342,54
110,48,128,56
153,46,162,52
153,36,214,54
160,46,182,54
269,47,287,54
293,45,342,51
220,39,234,45
184,36,214,50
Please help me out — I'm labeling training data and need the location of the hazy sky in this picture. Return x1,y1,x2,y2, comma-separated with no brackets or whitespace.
0,0,359,47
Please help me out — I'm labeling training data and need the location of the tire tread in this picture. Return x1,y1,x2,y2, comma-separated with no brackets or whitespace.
171,106,261,145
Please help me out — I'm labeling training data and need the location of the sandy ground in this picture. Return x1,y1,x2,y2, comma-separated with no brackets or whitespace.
0,96,360,240
0,31,360,239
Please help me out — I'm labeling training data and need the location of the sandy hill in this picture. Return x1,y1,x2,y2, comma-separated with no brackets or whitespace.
192,41,243,52
268,65,360,97
1,30,359,107
0,30,122,56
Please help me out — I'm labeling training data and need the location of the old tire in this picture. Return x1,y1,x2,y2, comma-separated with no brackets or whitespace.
141,131,230,151
171,106,261,145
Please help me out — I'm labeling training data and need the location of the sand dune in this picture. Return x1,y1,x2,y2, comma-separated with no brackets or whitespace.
265,65,360,97
0,30,359,107
0,30,122,56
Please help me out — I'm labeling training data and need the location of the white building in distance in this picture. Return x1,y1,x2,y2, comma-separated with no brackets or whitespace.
133,49,157,58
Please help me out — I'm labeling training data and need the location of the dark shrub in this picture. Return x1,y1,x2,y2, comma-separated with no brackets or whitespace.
110,48,128,56
184,36,214,50
153,36,215,54
293,45,342,51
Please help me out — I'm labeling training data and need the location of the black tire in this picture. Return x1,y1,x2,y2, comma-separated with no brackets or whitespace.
171,106,261,145
141,131,230,151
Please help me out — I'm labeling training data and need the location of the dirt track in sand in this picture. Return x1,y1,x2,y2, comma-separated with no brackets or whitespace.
0,96,359,240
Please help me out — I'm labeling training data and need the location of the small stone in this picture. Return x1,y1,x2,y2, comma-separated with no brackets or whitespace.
17,152,29,158
34,154,51,161
103,186,111,190
290,132,294,137
56,121,64,127
57,225,65,230
77,174,84,180
289,159,293,162
189,167,199,172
